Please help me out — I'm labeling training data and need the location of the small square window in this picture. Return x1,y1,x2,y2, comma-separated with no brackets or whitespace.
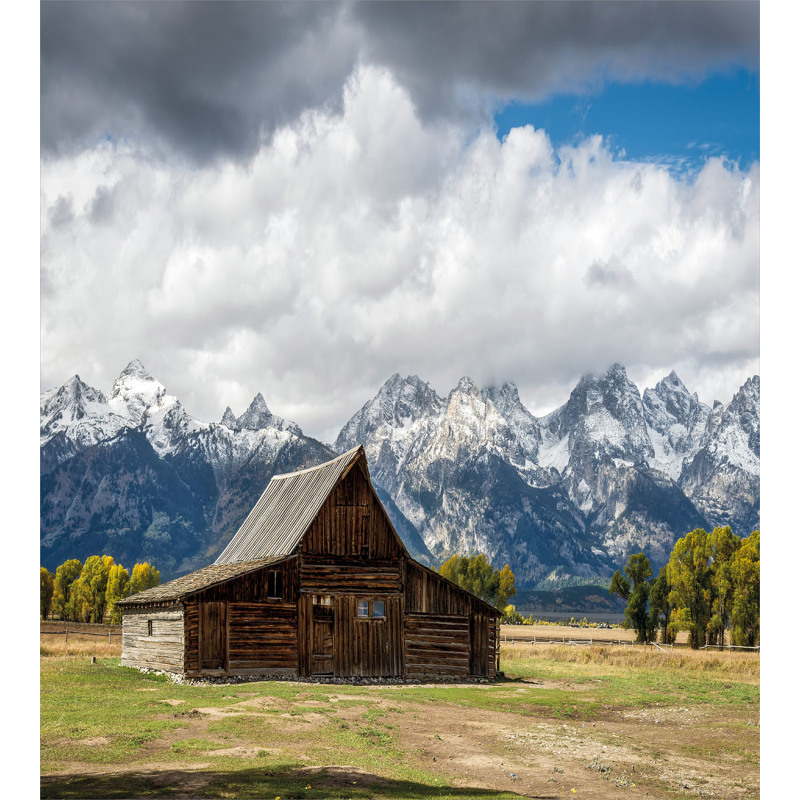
313,595,331,606
372,600,385,618
357,600,369,617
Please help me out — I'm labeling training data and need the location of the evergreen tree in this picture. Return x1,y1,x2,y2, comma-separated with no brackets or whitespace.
610,553,653,643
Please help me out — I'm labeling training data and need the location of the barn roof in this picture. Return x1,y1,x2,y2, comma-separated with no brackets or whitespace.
116,556,291,607
214,445,367,564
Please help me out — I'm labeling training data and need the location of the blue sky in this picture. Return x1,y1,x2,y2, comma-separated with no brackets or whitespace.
495,68,759,175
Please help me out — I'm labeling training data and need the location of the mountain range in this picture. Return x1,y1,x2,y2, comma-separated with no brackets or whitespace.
40,360,759,587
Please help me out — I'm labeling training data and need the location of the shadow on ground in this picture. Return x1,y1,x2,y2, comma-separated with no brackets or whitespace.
41,764,543,799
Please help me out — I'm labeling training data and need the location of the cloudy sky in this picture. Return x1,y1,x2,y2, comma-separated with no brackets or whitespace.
40,1,760,443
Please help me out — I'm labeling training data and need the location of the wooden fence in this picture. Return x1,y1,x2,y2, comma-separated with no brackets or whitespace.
502,634,759,653
41,624,122,645
502,634,674,649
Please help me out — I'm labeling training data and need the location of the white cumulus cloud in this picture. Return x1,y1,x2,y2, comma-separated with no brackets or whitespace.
40,65,759,440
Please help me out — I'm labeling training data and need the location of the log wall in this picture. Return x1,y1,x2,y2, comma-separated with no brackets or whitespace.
227,601,297,673
121,606,184,673
404,613,470,678
299,556,402,595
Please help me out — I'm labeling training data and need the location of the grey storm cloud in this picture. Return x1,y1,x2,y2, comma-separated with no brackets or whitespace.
41,1,759,164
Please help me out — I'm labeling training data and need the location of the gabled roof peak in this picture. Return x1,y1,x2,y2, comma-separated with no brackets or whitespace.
214,445,367,564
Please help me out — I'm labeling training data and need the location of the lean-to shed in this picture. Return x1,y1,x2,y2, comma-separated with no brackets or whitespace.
118,446,501,680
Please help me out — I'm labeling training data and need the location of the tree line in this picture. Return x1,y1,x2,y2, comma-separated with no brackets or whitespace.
438,553,517,610
610,527,759,648
40,556,160,624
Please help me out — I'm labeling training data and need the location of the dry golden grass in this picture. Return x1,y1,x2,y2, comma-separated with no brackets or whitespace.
500,621,691,645
40,624,122,659
499,639,760,680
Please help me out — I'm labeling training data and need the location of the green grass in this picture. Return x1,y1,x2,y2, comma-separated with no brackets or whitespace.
41,646,759,799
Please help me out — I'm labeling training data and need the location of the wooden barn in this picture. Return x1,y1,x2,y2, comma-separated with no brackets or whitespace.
118,445,501,680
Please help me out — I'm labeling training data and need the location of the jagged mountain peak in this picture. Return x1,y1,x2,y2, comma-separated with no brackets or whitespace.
41,373,110,426
643,371,710,481
220,406,238,428
236,393,272,430
110,359,170,410
453,375,480,394
485,381,520,401
234,392,303,436
120,358,149,377
335,374,443,453
644,370,702,423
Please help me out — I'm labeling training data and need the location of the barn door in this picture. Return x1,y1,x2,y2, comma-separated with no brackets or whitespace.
311,605,334,675
469,612,489,676
200,602,227,670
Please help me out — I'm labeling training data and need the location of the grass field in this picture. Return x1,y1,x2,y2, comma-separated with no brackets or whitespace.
40,623,759,799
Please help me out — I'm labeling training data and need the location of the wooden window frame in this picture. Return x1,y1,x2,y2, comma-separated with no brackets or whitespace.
313,594,331,606
355,599,386,619
267,570,282,600
147,619,153,636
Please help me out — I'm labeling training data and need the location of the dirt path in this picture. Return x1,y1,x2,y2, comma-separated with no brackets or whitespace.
42,680,758,799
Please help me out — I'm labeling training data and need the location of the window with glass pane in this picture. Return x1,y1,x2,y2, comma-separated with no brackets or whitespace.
372,600,385,618
357,600,369,617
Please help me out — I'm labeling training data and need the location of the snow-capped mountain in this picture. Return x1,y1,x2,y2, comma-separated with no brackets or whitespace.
40,360,759,588
335,365,759,586
642,371,711,480
679,375,760,534
40,361,434,577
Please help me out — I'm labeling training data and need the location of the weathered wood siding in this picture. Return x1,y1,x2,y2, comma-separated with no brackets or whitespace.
227,602,297,673
121,606,184,673
187,558,297,604
183,558,298,674
488,617,497,679
184,602,199,673
298,593,403,678
469,611,489,677
335,595,403,677
199,601,227,669
405,561,471,616
404,613,470,678
301,462,403,559
404,560,500,678
300,556,402,595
